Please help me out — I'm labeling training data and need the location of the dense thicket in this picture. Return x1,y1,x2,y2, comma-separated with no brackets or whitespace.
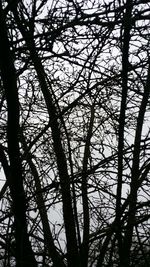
0,0,150,266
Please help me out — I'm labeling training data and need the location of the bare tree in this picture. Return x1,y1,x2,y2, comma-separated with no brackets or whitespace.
0,0,150,266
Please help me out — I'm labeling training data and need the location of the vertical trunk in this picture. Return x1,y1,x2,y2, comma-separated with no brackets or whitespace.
121,60,150,267
33,60,79,267
0,5,37,267
116,0,132,263
81,105,94,267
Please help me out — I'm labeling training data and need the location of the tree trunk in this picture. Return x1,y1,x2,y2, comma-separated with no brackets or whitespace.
0,4,37,267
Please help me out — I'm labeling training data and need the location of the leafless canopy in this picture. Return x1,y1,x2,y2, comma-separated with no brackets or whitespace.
0,0,150,266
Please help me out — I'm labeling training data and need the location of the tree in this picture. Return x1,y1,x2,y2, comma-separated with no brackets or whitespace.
0,0,150,266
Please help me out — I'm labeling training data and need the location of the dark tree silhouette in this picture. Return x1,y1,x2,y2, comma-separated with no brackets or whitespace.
0,0,150,266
